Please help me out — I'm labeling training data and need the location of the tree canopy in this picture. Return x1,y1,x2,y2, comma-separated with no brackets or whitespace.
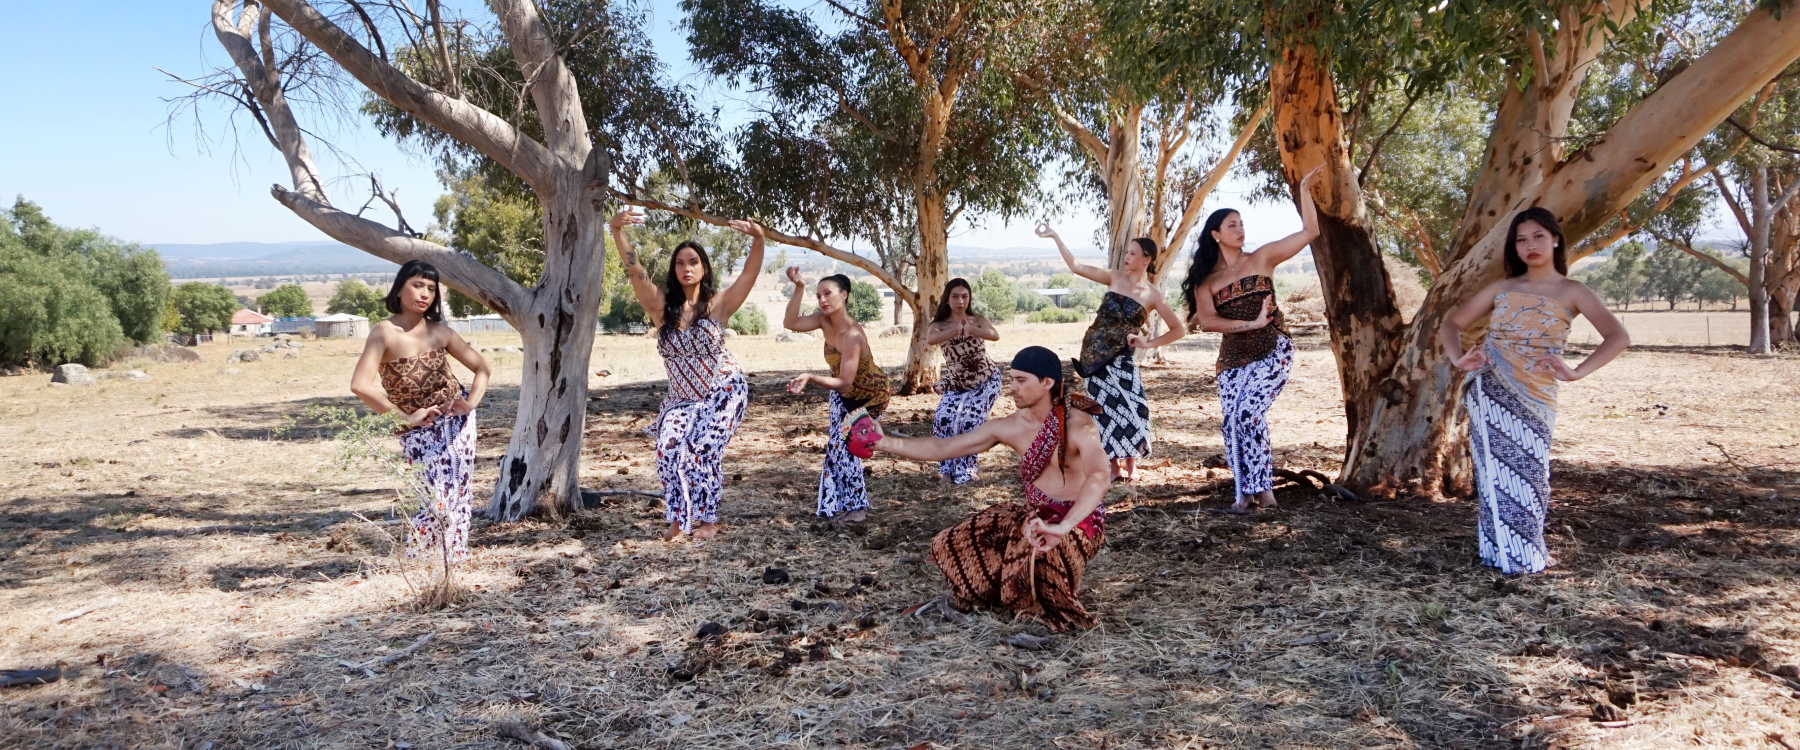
0,197,172,367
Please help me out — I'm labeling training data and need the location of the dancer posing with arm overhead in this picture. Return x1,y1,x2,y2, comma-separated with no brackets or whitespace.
867,346,1112,632
610,209,766,541
1441,207,1628,574
785,268,892,526
924,278,1002,485
350,260,491,564
1036,230,1186,482
1180,166,1323,514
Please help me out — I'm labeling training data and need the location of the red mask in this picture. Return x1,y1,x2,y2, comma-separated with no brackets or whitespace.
843,407,881,459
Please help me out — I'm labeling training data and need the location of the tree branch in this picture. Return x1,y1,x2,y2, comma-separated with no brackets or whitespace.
1726,116,1800,156
1651,229,1749,286
490,0,586,162
1358,86,1423,186
1160,99,1269,279
256,0,562,190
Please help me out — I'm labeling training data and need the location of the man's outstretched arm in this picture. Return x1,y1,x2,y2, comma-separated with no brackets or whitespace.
873,418,1005,462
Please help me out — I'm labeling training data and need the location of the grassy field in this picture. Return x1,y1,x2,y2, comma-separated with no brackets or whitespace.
1,317,1797,749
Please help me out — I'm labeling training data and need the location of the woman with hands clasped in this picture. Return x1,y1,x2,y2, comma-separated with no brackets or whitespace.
783,267,893,526
1440,207,1629,574
925,278,1003,485
609,208,766,542
350,260,490,564
1037,227,1186,483
1178,166,1324,514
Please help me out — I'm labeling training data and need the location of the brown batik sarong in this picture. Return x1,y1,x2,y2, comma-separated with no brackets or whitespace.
928,397,1106,632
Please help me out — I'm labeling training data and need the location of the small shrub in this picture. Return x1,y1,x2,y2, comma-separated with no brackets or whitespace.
728,305,769,335
1028,307,1086,324
847,281,883,323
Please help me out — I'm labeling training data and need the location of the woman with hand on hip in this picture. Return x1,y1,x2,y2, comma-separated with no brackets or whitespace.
349,260,490,564
1441,207,1628,574
1180,166,1324,514
1037,227,1187,483
784,268,892,525
610,208,766,541
925,278,1002,485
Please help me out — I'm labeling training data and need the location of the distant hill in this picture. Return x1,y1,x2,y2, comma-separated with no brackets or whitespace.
149,241,399,279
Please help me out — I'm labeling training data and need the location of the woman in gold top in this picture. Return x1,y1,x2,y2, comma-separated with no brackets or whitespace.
784,268,892,524
349,260,491,564
1440,207,1629,574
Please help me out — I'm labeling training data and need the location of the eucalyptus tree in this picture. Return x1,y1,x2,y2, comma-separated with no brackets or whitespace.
1123,0,1800,496
186,0,624,519
645,0,1057,393
1010,0,1267,273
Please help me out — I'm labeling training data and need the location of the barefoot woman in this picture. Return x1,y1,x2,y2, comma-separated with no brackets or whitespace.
1179,166,1322,514
1441,207,1628,574
925,278,1002,484
350,260,491,564
1038,228,1186,482
784,269,892,524
610,209,766,541
869,346,1111,631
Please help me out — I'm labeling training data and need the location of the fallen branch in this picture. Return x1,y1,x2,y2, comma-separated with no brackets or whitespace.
580,489,665,508
496,721,572,750
0,668,62,688
1768,733,1799,750
339,631,436,671
54,598,119,624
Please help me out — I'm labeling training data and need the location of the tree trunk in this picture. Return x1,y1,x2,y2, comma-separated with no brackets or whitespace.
902,190,950,394
1103,105,1149,269
1269,43,1405,455
488,183,604,521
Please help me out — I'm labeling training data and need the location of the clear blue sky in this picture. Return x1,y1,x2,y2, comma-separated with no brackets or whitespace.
0,1,1297,251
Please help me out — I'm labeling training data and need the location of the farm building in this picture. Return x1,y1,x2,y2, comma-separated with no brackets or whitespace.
314,313,370,338
272,317,316,335
449,314,514,334
229,309,274,337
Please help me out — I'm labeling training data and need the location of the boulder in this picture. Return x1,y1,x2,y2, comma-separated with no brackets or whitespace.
51,364,95,387
879,325,911,338
230,349,262,363
258,344,278,354
220,367,243,376
283,350,299,359
127,343,203,363
774,332,802,343
126,370,152,382
722,328,739,338
274,333,293,343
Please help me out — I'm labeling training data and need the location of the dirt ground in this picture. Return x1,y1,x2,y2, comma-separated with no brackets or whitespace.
2,322,1798,749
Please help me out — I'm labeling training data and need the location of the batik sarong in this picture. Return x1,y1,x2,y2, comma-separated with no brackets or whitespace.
934,370,1003,484
656,369,750,533
817,390,881,518
929,397,1105,632
1216,336,1293,500
1084,354,1152,459
401,402,476,563
1466,292,1571,575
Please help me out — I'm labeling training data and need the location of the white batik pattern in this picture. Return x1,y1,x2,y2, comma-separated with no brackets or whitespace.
816,391,871,518
655,369,750,533
1084,353,1152,459
1217,337,1293,499
934,369,1003,484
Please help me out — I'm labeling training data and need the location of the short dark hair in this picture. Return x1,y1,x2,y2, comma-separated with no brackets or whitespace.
820,273,853,295
1503,207,1569,277
386,260,444,322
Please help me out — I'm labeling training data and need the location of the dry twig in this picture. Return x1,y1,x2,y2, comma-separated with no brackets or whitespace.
338,631,436,671
54,598,119,624
496,721,572,750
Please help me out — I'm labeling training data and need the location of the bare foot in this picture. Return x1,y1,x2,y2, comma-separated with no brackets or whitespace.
692,523,721,541
832,510,868,528
662,523,682,542
1255,490,1278,510
939,475,954,486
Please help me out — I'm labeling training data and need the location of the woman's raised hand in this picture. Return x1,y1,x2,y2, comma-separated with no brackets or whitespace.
1034,222,1058,239
1299,164,1325,188
728,219,765,239
609,208,644,230
785,266,805,285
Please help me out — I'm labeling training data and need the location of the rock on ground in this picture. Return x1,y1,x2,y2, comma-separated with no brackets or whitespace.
127,343,204,363
50,364,95,387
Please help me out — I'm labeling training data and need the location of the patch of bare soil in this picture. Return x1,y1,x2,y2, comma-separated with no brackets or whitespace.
1,335,1797,749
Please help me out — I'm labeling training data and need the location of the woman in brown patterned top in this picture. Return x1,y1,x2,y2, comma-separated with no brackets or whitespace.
1179,166,1321,514
350,260,491,563
784,269,892,525
1037,226,1187,483
925,278,1001,484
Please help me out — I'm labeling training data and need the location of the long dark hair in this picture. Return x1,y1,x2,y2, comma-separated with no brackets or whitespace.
385,259,444,322
660,240,716,339
1180,208,1239,317
1503,207,1569,277
933,277,979,323
1129,237,1159,273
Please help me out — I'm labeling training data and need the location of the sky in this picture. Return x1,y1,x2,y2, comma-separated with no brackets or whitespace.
0,1,1300,253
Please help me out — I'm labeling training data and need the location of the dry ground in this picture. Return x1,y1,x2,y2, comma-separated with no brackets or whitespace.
2,321,1798,749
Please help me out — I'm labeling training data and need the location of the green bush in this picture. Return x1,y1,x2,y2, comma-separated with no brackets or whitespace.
172,282,239,335
1028,307,1087,324
1064,286,1103,312
326,279,387,320
601,293,649,331
0,242,126,366
1013,282,1049,312
259,284,313,317
847,281,883,323
727,305,769,335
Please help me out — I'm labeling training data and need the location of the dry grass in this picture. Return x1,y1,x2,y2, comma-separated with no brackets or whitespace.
1,323,1798,749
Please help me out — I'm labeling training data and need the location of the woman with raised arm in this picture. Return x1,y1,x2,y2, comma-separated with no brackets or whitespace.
1036,229,1186,483
925,278,1002,484
350,260,491,564
1441,207,1629,574
610,209,767,542
1180,166,1322,515
784,268,892,525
